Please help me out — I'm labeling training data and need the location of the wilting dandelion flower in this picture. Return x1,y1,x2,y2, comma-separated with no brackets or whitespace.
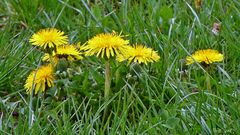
42,45,83,63
83,32,129,59
117,45,160,65
30,28,68,49
25,65,54,94
186,49,223,65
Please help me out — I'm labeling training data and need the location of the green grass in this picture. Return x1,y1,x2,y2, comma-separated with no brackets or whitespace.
0,0,240,134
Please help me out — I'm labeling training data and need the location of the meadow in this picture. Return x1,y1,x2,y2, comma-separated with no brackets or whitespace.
0,0,239,134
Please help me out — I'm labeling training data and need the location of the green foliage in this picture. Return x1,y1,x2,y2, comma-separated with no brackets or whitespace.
0,0,239,134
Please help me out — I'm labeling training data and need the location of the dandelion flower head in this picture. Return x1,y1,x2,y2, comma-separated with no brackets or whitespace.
42,45,83,63
30,28,68,49
83,32,129,59
24,65,54,94
55,45,83,61
186,49,223,65
117,45,160,65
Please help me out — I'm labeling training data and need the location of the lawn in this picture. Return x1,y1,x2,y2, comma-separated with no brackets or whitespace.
0,0,239,134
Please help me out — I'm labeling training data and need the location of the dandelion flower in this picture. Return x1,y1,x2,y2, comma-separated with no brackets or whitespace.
186,49,223,65
30,28,68,49
55,45,83,61
83,32,129,59
117,45,160,65
25,65,54,94
42,45,83,63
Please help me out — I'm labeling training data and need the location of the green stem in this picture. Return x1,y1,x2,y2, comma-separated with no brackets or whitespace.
28,87,34,128
115,65,120,86
28,60,41,128
205,73,211,90
104,59,111,99
103,59,111,123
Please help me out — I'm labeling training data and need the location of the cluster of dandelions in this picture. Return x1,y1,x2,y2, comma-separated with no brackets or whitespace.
25,28,83,94
25,28,160,97
25,28,224,97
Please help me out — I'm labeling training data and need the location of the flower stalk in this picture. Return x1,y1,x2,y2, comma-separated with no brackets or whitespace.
206,73,211,90
104,59,111,99
28,78,35,129
205,67,212,90
103,59,111,122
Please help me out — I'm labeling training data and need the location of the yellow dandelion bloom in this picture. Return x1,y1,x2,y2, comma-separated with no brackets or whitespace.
30,28,68,49
117,45,160,65
55,45,83,61
24,65,54,94
186,49,223,65
83,32,129,59
42,45,83,62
